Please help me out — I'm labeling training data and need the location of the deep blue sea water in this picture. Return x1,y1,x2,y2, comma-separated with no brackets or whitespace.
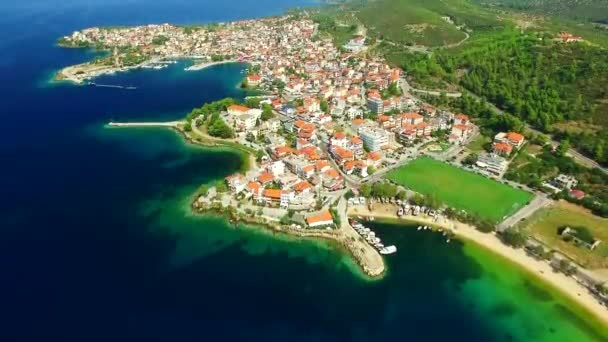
1,1,607,341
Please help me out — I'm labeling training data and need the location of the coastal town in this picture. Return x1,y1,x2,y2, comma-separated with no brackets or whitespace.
65,13,608,322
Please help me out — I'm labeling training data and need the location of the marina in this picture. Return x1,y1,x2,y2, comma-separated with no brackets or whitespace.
350,220,397,255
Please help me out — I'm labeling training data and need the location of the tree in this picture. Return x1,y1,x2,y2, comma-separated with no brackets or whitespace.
215,180,228,193
557,139,571,157
501,229,527,248
152,35,169,45
360,183,372,198
280,214,291,225
261,104,274,121
256,149,265,162
367,165,376,175
320,99,329,113
462,153,478,166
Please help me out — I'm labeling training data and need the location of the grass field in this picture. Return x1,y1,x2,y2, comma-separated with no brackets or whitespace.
520,200,608,269
387,157,533,222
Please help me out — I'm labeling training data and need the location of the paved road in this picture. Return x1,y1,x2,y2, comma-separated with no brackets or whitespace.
497,194,553,232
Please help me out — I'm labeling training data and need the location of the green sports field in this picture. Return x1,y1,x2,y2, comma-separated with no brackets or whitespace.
387,157,533,222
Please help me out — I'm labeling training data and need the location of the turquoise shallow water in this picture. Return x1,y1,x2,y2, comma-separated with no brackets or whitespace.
1,0,607,341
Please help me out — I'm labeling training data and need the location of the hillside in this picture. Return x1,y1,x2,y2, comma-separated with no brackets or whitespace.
475,0,608,23
354,0,504,47
314,0,608,165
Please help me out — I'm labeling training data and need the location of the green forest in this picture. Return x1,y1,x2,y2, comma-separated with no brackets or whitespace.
403,31,608,165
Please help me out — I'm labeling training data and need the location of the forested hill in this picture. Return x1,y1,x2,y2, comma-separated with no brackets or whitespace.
475,0,608,23
406,32,608,165
455,37,608,131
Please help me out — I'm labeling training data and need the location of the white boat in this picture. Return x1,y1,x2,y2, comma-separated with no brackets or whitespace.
423,226,428,230
397,208,404,216
417,226,422,231
446,239,451,243
380,245,397,255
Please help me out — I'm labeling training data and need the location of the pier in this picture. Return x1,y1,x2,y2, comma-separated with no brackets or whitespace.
107,121,182,128
88,82,137,90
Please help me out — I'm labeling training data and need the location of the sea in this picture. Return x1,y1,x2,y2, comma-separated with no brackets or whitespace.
0,0,607,341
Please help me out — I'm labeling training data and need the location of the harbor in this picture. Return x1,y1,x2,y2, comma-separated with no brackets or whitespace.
350,219,397,255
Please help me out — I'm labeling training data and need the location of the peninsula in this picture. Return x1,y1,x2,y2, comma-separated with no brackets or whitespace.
62,12,608,325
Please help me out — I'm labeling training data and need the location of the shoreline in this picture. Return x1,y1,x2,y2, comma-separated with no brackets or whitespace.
54,57,242,85
348,204,608,327
106,120,386,279
190,202,385,279
184,59,239,71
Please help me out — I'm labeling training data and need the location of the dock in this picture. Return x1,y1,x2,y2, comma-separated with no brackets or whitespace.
88,82,137,90
107,121,182,128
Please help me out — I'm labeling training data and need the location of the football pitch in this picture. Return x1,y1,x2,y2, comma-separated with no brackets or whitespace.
387,157,533,222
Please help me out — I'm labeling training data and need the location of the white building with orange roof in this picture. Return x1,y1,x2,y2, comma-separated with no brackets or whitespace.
401,112,424,126
331,131,347,148
306,210,334,228
454,114,470,125
331,146,355,165
449,123,473,144
494,132,525,148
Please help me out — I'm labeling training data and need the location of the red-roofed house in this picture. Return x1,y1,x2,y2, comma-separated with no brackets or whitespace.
401,112,424,125
257,172,275,186
495,132,525,148
293,180,312,194
454,114,470,125
492,142,513,156
228,104,252,116
331,146,354,165
367,151,383,167
569,189,586,200
331,132,347,148
247,74,261,86
306,210,334,228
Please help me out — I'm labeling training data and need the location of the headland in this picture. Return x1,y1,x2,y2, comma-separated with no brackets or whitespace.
65,10,608,327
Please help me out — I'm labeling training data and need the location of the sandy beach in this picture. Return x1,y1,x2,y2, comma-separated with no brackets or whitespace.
349,204,608,326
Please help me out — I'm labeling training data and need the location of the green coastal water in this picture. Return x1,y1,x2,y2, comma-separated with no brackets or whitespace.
92,123,608,341
4,1,608,337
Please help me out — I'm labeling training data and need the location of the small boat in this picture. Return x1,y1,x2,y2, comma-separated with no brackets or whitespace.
380,245,397,255
423,226,428,230
417,226,422,231
446,239,451,243
397,208,404,217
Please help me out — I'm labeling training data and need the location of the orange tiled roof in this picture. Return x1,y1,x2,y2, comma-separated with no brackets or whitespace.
263,189,282,199
507,132,524,143
367,151,382,161
258,173,274,184
247,181,261,193
493,142,513,153
306,210,333,225
333,132,346,140
455,114,469,121
293,181,312,192
228,104,251,112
